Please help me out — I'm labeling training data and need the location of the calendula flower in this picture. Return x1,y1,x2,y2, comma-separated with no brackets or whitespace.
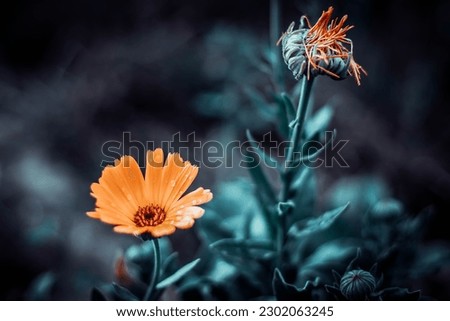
87,148,213,237
278,6,367,85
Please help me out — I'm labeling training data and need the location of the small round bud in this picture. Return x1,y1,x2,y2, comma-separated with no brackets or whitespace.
340,269,376,300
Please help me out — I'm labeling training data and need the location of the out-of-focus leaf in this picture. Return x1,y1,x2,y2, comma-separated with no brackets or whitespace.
25,271,56,300
162,252,179,277
243,144,277,206
156,258,201,290
273,268,320,300
243,86,276,118
374,287,421,300
296,239,358,285
210,239,276,260
289,203,350,240
246,129,279,169
91,287,107,301
288,166,317,223
304,105,334,139
410,244,450,277
298,129,336,166
113,283,139,301
275,93,296,137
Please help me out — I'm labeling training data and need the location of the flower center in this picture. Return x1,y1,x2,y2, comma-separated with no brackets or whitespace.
133,205,166,227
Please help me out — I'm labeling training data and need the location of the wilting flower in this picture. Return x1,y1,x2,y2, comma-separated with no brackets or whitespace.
87,148,213,237
278,6,367,85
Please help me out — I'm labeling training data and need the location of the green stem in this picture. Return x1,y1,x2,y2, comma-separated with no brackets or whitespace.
143,238,161,301
284,77,314,180
277,77,314,267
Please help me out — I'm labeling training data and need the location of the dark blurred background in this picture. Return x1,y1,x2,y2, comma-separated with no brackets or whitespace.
0,0,449,299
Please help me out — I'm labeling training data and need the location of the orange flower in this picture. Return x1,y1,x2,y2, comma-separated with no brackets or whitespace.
87,148,213,237
279,6,367,85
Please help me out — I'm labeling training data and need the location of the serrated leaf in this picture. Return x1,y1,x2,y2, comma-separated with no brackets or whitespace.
305,105,334,139
91,287,107,301
113,283,139,301
273,268,319,300
288,202,350,239
156,258,200,290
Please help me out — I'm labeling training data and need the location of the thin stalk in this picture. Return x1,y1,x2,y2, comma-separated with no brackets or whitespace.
143,238,161,301
284,77,314,182
277,77,314,266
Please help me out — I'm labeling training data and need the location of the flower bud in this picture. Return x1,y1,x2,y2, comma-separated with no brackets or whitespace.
340,269,376,300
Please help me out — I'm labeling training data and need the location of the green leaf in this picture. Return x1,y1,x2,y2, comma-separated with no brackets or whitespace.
287,166,317,224
275,93,296,137
305,105,334,139
25,272,56,300
246,129,279,169
296,129,336,167
374,287,421,300
113,283,139,301
281,93,296,122
243,86,276,118
156,258,201,290
210,239,276,260
242,140,277,205
273,268,320,300
288,202,350,239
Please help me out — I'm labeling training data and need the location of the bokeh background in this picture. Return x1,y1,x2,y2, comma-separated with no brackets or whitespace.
1,0,449,300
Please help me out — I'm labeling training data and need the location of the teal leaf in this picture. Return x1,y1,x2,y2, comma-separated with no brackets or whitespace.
305,105,334,139
246,129,279,169
273,268,320,300
275,93,296,137
298,129,336,166
288,202,350,239
374,287,421,301
210,239,276,260
281,93,296,121
25,272,56,300
242,140,277,205
288,166,317,224
113,283,139,301
156,258,201,290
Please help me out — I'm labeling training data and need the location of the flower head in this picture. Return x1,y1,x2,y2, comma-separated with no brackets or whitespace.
278,6,367,85
87,148,213,238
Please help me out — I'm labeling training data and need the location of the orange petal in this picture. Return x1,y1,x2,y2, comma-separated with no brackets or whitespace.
169,187,213,212
94,208,134,225
147,224,176,238
87,211,100,218
163,164,198,211
172,216,195,229
167,206,205,220
113,225,147,235
111,155,145,207
144,149,164,204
